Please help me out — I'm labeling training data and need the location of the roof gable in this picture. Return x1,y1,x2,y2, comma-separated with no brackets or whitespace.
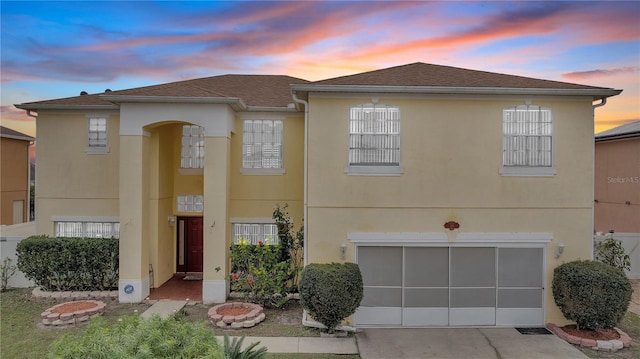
595,120,640,141
0,126,34,141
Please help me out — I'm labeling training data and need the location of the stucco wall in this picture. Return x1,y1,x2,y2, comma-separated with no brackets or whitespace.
0,137,31,225
306,94,596,325
594,137,640,234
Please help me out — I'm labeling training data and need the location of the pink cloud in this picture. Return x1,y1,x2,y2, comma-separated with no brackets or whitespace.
563,67,640,81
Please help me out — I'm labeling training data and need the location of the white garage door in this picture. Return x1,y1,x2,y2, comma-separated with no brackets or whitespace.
355,246,544,327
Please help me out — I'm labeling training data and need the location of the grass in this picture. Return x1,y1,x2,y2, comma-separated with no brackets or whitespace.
0,288,357,359
578,312,640,359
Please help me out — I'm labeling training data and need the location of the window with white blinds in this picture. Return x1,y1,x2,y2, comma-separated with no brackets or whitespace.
88,118,107,147
233,223,279,245
502,105,553,167
349,104,400,166
181,125,204,169
56,221,120,238
177,195,203,213
242,119,283,169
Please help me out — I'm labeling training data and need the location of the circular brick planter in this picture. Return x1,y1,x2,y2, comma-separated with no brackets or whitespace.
547,323,631,352
41,300,106,327
208,302,265,329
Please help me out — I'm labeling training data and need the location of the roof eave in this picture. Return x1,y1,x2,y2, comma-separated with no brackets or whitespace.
100,95,248,111
245,105,299,113
14,103,118,111
290,84,622,100
595,132,640,142
0,134,35,141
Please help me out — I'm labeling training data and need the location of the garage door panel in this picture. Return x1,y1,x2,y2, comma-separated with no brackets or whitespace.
359,247,402,286
403,308,448,326
497,308,544,326
362,287,402,307
499,248,543,287
355,307,402,326
451,248,496,287
450,308,496,326
405,247,448,287
498,288,542,308
404,288,448,307
450,288,496,308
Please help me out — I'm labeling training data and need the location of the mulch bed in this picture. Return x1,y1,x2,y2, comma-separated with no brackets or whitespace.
562,325,620,341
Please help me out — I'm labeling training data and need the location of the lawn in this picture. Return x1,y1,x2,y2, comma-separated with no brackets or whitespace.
0,288,358,359
579,312,640,359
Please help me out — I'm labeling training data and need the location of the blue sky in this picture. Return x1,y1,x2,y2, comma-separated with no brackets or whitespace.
2,1,639,137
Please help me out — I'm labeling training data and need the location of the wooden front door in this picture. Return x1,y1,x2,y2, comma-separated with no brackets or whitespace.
177,217,203,273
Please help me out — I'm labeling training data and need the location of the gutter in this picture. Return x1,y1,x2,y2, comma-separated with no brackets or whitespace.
26,110,37,224
99,95,248,111
290,84,622,100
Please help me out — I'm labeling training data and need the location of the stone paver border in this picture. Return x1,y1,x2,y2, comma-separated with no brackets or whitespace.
208,302,265,329
547,323,631,352
41,300,106,327
32,287,118,300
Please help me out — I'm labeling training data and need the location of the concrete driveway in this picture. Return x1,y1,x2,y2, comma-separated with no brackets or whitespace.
357,327,588,359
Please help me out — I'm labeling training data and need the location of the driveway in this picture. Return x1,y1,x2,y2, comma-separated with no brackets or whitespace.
357,327,588,359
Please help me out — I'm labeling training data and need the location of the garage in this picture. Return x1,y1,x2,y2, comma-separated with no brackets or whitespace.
353,237,546,327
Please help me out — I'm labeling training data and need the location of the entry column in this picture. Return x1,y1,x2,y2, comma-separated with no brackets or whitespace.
118,133,151,302
202,135,231,303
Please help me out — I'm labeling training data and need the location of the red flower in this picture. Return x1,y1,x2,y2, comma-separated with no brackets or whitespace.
231,273,238,281
258,241,263,246
247,277,254,284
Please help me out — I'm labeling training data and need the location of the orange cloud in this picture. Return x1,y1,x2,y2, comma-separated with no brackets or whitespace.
563,67,640,81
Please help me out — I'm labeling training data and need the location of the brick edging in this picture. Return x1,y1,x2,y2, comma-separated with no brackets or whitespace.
547,323,631,352
208,302,265,329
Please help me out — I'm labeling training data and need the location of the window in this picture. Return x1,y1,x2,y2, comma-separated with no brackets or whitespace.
233,223,279,245
86,117,109,154
55,221,120,238
177,195,203,212
181,125,204,169
501,105,555,176
346,103,403,175
242,119,283,172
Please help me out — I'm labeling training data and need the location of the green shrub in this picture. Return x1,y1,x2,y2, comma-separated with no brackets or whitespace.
298,262,363,333
48,315,224,359
223,335,267,359
595,233,631,272
0,257,18,292
552,260,632,330
16,235,118,291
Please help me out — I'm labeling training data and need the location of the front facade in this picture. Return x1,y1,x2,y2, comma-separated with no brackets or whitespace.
594,121,640,278
0,126,34,225
16,62,620,327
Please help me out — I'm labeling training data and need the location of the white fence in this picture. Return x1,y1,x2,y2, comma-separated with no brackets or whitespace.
594,232,640,279
0,222,35,288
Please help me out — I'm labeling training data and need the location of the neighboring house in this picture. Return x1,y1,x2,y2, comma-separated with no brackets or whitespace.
0,126,34,225
15,62,621,328
594,120,640,278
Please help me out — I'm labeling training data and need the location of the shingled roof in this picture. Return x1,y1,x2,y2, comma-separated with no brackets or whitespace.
595,120,640,141
16,74,309,110
291,62,621,100
0,126,34,141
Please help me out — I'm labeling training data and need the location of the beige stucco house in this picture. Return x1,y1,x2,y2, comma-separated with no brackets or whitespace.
0,126,34,225
594,120,640,278
16,62,621,327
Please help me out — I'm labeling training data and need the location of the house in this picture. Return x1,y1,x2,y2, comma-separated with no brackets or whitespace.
594,120,640,278
15,62,621,327
0,126,34,225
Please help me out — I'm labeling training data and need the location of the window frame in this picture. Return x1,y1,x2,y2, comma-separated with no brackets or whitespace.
500,104,556,177
85,116,109,154
240,115,285,175
52,216,120,238
345,103,403,176
180,125,205,171
176,194,204,213
230,218,279,245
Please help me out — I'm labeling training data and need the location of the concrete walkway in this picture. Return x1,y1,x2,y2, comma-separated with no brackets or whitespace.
218,336,358,354
140,299,187,319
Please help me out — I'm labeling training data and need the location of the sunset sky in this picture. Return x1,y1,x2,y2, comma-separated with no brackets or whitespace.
1,1,639,139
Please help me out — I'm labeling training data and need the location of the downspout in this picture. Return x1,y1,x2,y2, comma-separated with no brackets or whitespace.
291,90,357,333
26,110,37,223
591,98,608,260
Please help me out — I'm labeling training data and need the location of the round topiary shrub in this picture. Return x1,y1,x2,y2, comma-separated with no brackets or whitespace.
552,260,632,330
298,262,363,333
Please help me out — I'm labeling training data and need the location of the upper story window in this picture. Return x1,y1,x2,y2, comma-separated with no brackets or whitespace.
86,117,109,154
242,119,284,174
181,125,204,169
501,104,556,176
177,195,203,213
345,103,403,176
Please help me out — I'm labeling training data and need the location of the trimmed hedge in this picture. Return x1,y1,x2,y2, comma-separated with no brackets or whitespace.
552,260,632,330
298,262,363,332
16,236,118,291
